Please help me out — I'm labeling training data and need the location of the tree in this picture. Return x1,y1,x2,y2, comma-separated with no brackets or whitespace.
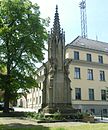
0,0,48,113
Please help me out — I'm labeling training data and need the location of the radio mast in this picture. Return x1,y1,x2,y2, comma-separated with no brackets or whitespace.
79,0,88,38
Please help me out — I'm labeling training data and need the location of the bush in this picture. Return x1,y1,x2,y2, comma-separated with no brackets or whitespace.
26,112,45,120
53,112,62,120
26,111,89,121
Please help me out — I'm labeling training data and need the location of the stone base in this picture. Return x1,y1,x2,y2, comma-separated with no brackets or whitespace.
42,103,76,115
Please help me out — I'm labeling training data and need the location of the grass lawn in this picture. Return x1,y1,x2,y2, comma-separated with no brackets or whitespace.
0,123,108,130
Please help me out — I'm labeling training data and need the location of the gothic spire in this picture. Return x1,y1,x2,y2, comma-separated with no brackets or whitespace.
52,5,61,37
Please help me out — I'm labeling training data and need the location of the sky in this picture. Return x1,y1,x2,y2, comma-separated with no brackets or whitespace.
30,0,108,65
31,0,108,44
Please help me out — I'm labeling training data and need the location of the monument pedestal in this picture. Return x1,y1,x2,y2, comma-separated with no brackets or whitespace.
43,103,74,114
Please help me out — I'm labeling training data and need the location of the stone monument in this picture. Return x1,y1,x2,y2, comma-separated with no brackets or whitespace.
42,5,73,114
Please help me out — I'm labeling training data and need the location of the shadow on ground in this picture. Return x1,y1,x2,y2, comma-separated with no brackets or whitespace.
0,124,50,130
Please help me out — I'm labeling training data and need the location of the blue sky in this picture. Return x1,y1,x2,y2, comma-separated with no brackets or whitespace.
31,0,108,65
31,0,108,44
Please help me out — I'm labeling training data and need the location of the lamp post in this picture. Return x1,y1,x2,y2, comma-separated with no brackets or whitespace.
101,110,103,120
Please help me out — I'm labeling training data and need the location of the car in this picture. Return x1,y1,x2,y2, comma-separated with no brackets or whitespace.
0,103,14,112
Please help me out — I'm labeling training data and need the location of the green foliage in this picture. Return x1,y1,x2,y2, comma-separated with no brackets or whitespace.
53,112,62,120
26,111,85,121
0,125,49,130
0,0,48,112
1,123,108,130
26,112,45,120
73,112,84,119
53,128,65,130
26,112,63,121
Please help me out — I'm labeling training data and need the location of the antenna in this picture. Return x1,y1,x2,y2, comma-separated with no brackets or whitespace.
79,0,88,38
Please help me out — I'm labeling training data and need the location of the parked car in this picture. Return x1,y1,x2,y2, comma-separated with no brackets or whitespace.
0,102,14,112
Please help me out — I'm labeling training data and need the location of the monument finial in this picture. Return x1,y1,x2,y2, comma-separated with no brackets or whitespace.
53,5,61,36
56,5,58,13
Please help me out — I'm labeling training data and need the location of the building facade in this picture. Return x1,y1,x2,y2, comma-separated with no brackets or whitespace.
17,36,108,116
66,36,108,116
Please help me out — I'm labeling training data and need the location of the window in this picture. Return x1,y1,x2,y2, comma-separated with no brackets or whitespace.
74,67,81,79
87,53,92,62
74,51,79,60
89,89,94,100
75,88,81,100
98,55,103,63
20,99,23,107
39,96,41,104
33,98,35,102
40,82,41,89
36,97,38,104
101,90,106,100
39,71,42,76
90,109,95,114
100,71,105,81
87,69,93,80
36,87,38,91
103,109,107,114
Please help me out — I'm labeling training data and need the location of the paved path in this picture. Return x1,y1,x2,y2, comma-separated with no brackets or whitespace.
0,117,86,128
94,116,108,123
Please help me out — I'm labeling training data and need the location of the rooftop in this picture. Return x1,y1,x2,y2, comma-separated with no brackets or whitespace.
67,36,108,53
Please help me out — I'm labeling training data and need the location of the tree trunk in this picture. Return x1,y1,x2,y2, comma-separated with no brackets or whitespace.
4,33,11,113
3,89,10,113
